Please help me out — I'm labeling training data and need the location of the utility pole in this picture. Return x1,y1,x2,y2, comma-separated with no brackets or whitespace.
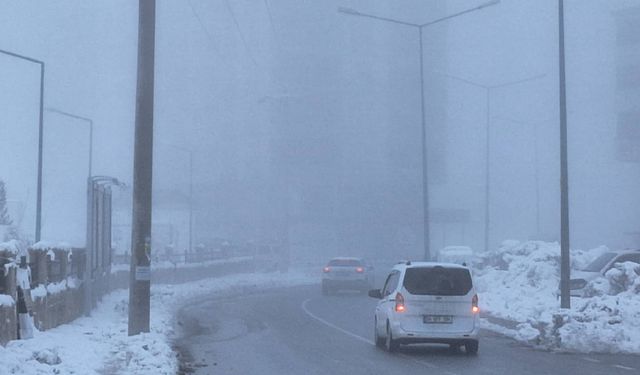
418,27,431,261
558,0,571,309
339,0,500,261
188,151,193,255
128,0,156,336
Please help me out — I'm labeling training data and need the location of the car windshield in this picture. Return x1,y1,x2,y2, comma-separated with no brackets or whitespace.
328,259,362,267
403,267,472,296
583,253,617,272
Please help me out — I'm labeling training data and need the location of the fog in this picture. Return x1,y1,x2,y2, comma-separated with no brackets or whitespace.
2,0,640,261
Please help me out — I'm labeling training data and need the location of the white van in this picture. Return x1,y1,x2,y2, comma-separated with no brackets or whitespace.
369,261,480,354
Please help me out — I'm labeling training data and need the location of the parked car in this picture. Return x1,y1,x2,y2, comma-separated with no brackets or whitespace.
321,257,374,295
569,250,640,297
369,261,480,354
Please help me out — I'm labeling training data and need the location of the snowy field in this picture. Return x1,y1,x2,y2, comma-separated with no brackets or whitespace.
0,269,317,375
476,240,640,353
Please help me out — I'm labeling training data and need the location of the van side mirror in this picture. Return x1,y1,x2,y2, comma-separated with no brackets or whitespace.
368,289,382,299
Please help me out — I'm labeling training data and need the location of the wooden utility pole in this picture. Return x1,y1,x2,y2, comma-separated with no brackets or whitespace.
128,0,156,336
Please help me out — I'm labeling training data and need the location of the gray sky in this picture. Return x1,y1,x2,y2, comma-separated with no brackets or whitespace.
2,0,640,256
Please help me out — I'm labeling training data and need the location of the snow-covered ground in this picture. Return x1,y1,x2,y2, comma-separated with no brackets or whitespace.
3,239,639,375
476,240,640,353
0,268,317,374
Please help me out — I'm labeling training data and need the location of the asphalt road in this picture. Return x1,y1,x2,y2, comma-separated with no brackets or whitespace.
174,284,640,375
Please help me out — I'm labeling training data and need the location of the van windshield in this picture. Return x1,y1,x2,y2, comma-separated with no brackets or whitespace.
403,267,472,296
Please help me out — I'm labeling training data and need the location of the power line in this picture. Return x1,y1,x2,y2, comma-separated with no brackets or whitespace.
187,0,227,65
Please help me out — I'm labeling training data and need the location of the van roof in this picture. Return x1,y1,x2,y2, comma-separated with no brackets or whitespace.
393,261,470,271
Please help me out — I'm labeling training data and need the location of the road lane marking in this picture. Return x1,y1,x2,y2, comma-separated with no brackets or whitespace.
301,298,374,345
301,298,447,372
613,365,635,371
582,357,600,363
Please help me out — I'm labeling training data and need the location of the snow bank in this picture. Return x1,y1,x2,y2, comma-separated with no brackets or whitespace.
0,294,14,307
476,240,640,353
30,285,47,300
4,262,16,277
0,268,317,374
32,277,81,299
30,241,71,252
0,240,20,255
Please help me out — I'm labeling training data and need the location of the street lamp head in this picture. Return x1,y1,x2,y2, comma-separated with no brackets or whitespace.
337,6,360,16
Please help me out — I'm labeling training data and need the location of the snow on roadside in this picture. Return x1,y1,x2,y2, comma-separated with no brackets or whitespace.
0,239,21,254
109,255,254,273
476,240,640,353
0,268,317,374
0,294,14,307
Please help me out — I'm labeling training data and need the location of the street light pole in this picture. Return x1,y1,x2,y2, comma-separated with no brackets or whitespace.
45,108,93,178
339,0,500,260
0,48,45,242
558,0,571,309
188,152,193,255
418,27,431,261
485,93,491,252
435,72,546,251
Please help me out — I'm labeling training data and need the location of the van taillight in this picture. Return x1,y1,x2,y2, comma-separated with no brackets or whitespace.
395,292,405,312
472,294,479,314
355,267,364,273
323,267,331,273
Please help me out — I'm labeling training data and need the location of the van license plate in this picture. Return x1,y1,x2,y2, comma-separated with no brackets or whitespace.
424,315,453,324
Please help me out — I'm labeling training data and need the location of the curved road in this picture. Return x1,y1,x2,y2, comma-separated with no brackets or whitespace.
174,285,639,375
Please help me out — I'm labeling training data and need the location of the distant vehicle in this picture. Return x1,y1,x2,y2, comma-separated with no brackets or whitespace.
321,257,374,295
569,250,640,297
369,262,480,354
436,246,474,266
